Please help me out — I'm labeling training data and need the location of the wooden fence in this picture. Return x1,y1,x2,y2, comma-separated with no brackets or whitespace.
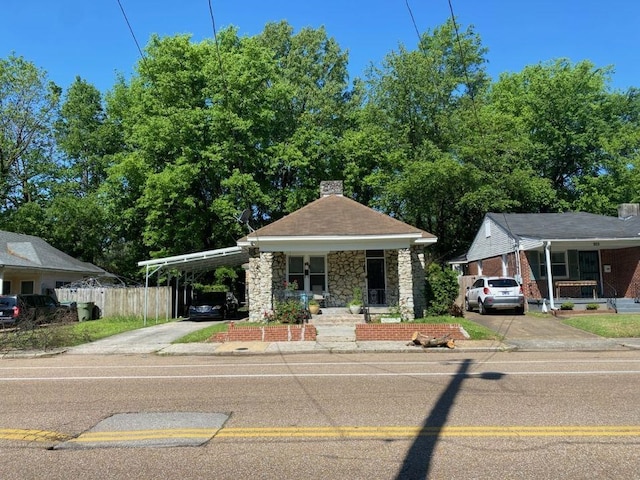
55,287,172,319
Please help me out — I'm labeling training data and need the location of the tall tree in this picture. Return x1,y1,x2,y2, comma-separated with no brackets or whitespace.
0,54,60,212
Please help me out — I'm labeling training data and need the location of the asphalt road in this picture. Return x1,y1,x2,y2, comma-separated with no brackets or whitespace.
1,351,639,479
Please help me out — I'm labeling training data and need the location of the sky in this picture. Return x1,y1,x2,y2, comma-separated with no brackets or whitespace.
2,0,639,94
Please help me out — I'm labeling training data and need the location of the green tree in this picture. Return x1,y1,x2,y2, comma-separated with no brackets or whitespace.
0,54,60,212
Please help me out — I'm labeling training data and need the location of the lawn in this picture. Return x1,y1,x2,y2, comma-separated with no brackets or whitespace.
412,316,503,341
560,313,640,338
0,316,173,351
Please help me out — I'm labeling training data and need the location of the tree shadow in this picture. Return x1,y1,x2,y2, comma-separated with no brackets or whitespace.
395,359,504,479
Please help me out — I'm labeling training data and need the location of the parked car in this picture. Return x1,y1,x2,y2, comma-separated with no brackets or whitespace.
0,294,73,326
188,292,238,321
465,276,525,315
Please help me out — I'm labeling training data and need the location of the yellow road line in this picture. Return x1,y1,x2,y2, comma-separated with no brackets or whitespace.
0,429,71,442
2,426,639,444
216,425,640,438
67,428,219,443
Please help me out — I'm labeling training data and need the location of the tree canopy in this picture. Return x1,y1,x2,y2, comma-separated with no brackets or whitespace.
1,19,638,277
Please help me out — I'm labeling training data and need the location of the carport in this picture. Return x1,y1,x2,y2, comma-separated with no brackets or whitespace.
137,246,250,324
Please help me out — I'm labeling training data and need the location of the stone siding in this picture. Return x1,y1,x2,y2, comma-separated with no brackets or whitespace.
327,251,366,305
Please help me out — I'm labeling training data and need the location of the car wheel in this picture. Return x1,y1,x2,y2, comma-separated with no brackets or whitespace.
465,298,472,312
515,306,525,315
478,300,487,315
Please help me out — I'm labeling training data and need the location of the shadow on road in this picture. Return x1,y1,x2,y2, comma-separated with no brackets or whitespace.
395,359,504,479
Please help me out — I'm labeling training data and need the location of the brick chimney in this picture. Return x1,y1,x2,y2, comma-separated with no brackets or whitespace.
320,180,343,197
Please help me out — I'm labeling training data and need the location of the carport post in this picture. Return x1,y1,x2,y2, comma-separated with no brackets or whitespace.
544,241,556,310
143,265,149,326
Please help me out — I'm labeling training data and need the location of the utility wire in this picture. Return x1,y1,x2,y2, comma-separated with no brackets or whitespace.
405,0,422,41
116,0,145,59
207,0,230,103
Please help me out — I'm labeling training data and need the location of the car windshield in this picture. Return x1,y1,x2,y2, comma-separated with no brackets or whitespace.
193,292,227,306
487,279,518,288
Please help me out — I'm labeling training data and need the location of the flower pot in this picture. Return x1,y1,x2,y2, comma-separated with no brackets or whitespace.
349,304,362,314
308,304,320,315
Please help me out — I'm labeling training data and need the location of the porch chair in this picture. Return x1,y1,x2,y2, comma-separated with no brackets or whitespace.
312,285,328,307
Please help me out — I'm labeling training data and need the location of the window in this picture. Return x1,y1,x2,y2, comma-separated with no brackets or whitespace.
21,281,34,294
539,251,567,278
309,256,326,291
2,281,10,295
287,255,326,292
287,256,304,290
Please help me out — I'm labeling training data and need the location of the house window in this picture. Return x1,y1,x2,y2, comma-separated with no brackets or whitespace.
539,251,567,278
308,256,326,291
287,256,304,290
288,255,326,292
21,281,34,294
2,281,10,295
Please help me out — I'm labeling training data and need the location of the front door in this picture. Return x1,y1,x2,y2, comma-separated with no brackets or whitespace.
366,250,386,305
578,251,600,297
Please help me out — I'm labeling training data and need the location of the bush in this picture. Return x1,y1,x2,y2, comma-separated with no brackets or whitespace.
560,302,575,310
424,263,460,316
269,299,308,324
586,303,600,310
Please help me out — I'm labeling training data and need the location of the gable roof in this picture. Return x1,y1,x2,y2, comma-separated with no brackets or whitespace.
238,194,436,251
0,231,105,274
488,212,640,240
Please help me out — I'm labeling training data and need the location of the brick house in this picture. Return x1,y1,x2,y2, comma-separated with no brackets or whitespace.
463,204,640,311
237,181,437,321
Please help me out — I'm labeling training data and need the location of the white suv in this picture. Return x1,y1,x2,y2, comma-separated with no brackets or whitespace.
465,276,525,315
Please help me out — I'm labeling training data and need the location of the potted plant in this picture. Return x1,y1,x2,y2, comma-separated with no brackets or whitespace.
308,299,320,315
348,287,363,314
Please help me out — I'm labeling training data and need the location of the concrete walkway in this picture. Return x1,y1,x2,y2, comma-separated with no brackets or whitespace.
51,314,640,356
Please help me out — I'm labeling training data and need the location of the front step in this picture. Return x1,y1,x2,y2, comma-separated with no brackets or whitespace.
614,298,640,314
314,324,356,342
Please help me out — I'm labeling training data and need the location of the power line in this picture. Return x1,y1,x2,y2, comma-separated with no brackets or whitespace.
116,0,145,59
207,0,230,103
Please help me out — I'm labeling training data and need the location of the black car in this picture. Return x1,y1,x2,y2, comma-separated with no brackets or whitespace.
188,292,238,321
0,294,72,326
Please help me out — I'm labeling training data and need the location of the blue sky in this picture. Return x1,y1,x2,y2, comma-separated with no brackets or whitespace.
2,0,638,93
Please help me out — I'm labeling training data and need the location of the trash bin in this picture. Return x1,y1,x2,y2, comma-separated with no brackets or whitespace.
77,302,95,322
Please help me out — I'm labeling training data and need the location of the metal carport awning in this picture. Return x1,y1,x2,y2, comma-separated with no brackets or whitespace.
137,246,250,324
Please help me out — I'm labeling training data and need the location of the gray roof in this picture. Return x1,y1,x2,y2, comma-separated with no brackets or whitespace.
487,212,640,240
0,230,105,274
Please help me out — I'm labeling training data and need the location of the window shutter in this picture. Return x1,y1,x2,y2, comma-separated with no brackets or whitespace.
527,251,540,280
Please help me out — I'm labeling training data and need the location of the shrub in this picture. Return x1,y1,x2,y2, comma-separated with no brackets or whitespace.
271,299,308,324
560,302,575,310
586,303,600,310
424,263,460,316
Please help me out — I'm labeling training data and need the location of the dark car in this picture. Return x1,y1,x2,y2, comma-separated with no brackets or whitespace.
188,292,238,321
0,294,72,327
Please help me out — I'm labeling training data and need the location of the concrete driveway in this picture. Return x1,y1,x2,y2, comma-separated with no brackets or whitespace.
465,311,629,350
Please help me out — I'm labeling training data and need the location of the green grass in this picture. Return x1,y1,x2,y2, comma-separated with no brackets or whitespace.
412,316,503,341
0,316,173,351
560,314,640,338
173,322,229,343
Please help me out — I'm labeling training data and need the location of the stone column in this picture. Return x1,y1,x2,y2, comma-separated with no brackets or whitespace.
397,248,415,320
248,249,274,321
411,245,426,318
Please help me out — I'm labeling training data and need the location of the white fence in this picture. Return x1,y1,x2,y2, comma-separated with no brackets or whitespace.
55,287,171,319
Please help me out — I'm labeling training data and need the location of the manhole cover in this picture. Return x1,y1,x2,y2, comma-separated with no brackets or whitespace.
54,412,229,449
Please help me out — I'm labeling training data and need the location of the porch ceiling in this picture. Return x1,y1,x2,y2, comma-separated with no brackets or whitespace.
238,234,436,252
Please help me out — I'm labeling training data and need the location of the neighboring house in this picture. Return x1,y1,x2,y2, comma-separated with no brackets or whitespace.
237,181,437,321
0,230,106,297
463,204,640,310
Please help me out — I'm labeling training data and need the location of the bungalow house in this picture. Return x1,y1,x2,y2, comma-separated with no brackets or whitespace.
463,204,640,311
237,181,437,321
0,230,106,297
